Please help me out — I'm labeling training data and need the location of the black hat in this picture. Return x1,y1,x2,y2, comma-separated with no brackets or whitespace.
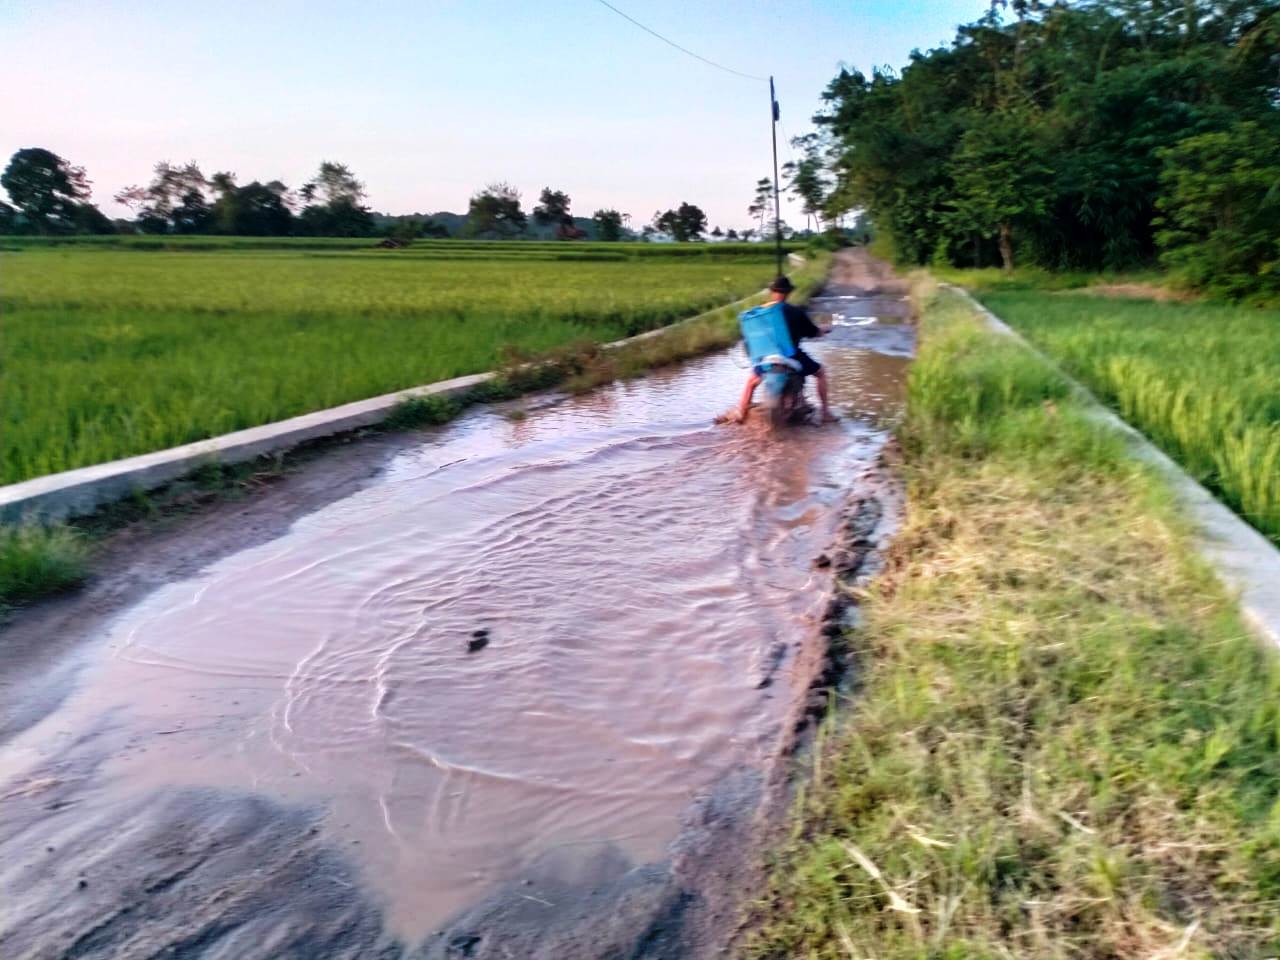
769,275,794,294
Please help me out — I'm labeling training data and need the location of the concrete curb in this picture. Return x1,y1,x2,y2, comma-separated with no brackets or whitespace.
0,289,767,524
944,284,1280,650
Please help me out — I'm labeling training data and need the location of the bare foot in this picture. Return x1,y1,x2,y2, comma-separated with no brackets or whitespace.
820,410,839,423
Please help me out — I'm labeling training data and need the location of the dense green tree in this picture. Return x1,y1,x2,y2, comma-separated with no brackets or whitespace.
653,202,708,241
466,182,526,238
783,134,829,231
302,161,363,206
297,196,374,236
592,208,626,241
1156,120,1280,301
747,177,773,234
814,0,1280,290
171,189,213,233
234,182,293,235
210,171,237,198
386,218,423,242
947,111,1052,270
421,217,450,238
207,171,239,234
0,200,16,233
2,148,94,233
115,161,209,233
72,202,115,234
298,161,374,237
533,188,571,227
210,176,294,235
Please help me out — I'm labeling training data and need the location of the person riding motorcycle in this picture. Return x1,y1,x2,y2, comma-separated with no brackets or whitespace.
735,276,835,422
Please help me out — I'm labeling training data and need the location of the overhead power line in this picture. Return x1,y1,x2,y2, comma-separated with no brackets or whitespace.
591,0,768,82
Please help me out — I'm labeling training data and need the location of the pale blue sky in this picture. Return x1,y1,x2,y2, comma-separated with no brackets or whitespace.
1,1,987,229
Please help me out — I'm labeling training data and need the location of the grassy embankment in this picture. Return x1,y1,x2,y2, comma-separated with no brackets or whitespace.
750,282,1279,957
931,265,1177,297
0,243,826,609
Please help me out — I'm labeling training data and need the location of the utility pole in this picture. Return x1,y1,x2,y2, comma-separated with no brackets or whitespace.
770,76,783,279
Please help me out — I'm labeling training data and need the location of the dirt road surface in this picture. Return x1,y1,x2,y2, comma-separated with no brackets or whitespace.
1,249,912,959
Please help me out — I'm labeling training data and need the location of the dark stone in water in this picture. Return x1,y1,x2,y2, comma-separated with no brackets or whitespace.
467,629,490,653
449,932,482,955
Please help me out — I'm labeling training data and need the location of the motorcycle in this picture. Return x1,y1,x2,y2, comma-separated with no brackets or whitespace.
756,355,814,429
736,300,816,429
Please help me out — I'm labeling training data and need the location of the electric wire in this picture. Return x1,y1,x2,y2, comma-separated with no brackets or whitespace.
590,0,768,82
778,119,798,162
777,117,802,229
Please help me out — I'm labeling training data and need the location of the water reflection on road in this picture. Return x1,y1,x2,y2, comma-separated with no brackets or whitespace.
0,290,913,951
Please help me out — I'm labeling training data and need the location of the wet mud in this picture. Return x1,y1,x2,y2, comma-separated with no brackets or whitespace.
1,249,914,959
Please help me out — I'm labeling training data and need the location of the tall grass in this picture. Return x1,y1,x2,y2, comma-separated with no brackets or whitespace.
982,291,1280,543
0,524,88,609
930,264,1169,294
749,285,1280,958
1,247,784,483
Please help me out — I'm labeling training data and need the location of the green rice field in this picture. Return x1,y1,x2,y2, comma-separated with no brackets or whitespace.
3,241,790,484
980,290,1280,544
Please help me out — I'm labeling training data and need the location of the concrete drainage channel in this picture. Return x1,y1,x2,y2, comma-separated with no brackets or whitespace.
947,285,1280,650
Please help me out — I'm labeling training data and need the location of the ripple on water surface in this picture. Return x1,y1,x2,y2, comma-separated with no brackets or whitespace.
0,297,913,942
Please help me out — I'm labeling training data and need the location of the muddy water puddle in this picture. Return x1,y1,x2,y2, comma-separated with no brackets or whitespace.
0,292,913,956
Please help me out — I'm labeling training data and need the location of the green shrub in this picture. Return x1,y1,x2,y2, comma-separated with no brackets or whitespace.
1156,121,1280,304
383,394,462,430
0,523,88,608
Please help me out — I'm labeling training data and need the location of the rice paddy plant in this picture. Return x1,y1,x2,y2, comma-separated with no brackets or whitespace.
2,247,784,483
385,255,831,425
980,291,1280,543
1,234,802,258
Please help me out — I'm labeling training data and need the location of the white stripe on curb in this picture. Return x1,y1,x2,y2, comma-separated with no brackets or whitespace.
945,284,1280,649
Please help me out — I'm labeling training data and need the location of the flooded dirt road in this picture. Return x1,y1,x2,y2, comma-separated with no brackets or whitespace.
0,252,914,959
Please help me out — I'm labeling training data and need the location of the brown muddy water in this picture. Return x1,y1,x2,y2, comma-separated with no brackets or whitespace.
0,286,913,959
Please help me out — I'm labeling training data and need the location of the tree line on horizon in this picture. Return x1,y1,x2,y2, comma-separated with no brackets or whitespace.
782,0,1279,301
0,149,743,244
